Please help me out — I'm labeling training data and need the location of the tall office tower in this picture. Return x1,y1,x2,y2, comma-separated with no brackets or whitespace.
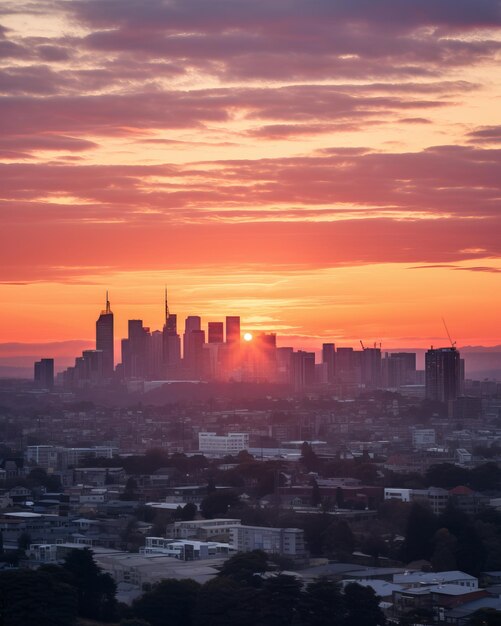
34,358,54,389
81,350,104,383
336,347,359,384
96,291,114,378
162,290,181,375
425,347,461,404
208,322,224,344
360,347,382,388
290,351,316,391
225,316,240,345
276,347,293,384
122,319,149,379
149,330,164,379
183,316,204,377
382,352,417,388
322,343,336,383
254,333,277,381
225,316,241,375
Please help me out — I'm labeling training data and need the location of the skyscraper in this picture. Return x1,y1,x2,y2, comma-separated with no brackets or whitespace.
322,343,336,383
208,321,224,344
96,291,114,378
122,319,149,379
183,316,204,377
425,347,461,404
225,316,240,345
34,358,54,389
162,289,181,375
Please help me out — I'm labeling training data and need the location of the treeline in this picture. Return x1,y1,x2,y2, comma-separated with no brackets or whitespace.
402,503,501,574
122,550,386,626
0,549,385,626
0,548,116,626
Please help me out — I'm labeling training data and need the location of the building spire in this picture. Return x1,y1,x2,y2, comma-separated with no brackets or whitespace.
106,290,111,314
165,287,169,324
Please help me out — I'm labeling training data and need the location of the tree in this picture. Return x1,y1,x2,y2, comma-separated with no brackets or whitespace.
344,582,386,626
431,528,457,572
218,550,269,585
0,569,78,626
181,502,197,521
62,547,117,621
200,490,240,519
132,578,200,626
311,477,322,507
402,503,437,563
300,442,321,472
194,576,258,626
256,574,302,626
299,578,345,626
466,609,501,626
361,533,388,567
425,463,469,489
17,531,31,551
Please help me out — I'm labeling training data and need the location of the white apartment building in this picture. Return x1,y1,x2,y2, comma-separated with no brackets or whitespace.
411,428,436,448
230,525,306,560
198,432,249,455
171,518,241,540
25,445,117,470
384,486,450,514
141,537,235,560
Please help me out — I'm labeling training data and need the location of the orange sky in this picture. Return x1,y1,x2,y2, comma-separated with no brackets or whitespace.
0,0,500,355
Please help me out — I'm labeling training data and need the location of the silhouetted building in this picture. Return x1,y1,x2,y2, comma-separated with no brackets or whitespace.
291,351,315,391
322,343,336,383
225,316,240,345
183,316,204,377
382,352,416,388
95,292,114,378
335,347,360,384
425,347,461,404
162,290,181,375
360,347,382,388
122,320,149,379
34,358,54,389
208,322,224,344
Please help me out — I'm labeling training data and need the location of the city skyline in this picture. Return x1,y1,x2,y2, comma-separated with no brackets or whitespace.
0,1,500,354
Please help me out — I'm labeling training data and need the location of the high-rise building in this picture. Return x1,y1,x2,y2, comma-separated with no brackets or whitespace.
122,319,149,379
360,347,382,388
225,316,240,345
425,347,461,404
34,358,54,389
382,352,416,388
322,343,336,383
290,351,315,391
208,322,224,344
162,290,181,375
183,316,204,377
96,291,114,378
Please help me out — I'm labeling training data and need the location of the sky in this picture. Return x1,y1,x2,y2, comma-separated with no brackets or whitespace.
0,0,500,359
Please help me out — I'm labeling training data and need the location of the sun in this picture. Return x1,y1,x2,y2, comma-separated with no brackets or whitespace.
243,332,253,342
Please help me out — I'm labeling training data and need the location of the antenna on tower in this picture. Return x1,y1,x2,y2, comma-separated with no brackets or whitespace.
442,318,456,348
164,287,169,324
105,290,111,314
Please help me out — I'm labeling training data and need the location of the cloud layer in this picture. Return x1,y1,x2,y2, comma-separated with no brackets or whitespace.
0,0,500,345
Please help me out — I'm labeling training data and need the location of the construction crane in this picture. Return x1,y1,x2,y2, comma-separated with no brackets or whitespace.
360,340,366,350
442,318,457,348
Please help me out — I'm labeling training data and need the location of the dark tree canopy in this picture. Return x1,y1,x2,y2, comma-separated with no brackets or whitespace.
132,578,200,626
0,569,78,626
